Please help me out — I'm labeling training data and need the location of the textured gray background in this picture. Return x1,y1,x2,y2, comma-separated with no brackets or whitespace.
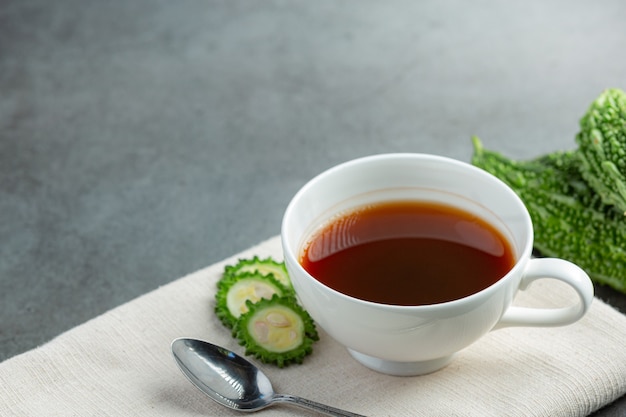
1,1,625,415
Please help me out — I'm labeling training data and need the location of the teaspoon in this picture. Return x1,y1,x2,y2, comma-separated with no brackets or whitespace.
171,338,366,416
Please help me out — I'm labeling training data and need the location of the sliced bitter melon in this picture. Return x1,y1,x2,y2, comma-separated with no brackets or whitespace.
222,256,292,289
234,294,319,367
215,272,288,329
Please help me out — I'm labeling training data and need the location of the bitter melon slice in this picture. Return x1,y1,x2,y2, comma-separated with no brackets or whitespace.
235,294,319,367
222,256,292,289
215,272,288,329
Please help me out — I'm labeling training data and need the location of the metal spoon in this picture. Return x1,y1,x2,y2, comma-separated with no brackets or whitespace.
171,338,366,416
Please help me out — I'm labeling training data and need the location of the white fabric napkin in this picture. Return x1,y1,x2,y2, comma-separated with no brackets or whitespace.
1,235,625,417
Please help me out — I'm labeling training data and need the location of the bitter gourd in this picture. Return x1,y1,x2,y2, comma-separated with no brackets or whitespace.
234,294,319,367
214,257,320,366
215,271,289,329
222,256,292,289
576,88,626,213
472,136,626,293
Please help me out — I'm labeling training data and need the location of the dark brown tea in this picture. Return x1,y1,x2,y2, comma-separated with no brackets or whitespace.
300,200,515,306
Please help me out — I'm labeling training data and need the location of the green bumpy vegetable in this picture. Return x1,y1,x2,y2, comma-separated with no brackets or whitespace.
576,88,626,213
222,256,292,289
234,294,319,367
215,272,289,330
214,256,319,366
471,136,626,293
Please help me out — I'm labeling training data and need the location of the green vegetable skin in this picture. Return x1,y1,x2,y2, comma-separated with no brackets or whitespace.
471,136,626,294
576,89,626,213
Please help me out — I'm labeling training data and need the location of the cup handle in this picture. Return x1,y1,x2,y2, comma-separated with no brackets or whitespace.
494,258,594,329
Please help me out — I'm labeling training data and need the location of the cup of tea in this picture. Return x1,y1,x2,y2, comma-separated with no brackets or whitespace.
281,153,594,376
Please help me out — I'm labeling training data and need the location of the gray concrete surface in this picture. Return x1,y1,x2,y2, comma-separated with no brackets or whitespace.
1,0,625,415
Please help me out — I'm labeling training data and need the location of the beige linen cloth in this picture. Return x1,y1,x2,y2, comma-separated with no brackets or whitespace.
1,235,625,417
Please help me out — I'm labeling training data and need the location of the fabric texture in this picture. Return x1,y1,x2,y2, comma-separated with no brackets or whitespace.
1,235,625,417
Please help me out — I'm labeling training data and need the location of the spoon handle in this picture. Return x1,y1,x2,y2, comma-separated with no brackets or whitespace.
273,394,367,417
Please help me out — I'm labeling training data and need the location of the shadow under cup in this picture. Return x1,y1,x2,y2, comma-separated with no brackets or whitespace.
281,154,542,375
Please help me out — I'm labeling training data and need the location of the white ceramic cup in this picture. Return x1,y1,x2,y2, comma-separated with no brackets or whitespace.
281,153,594,376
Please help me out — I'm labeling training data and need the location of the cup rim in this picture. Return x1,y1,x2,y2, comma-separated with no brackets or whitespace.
281,152,534,311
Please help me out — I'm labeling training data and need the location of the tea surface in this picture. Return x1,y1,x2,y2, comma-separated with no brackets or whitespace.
300,200,515,305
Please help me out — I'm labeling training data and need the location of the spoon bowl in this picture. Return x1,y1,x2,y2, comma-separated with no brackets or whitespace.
171,338,365,416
